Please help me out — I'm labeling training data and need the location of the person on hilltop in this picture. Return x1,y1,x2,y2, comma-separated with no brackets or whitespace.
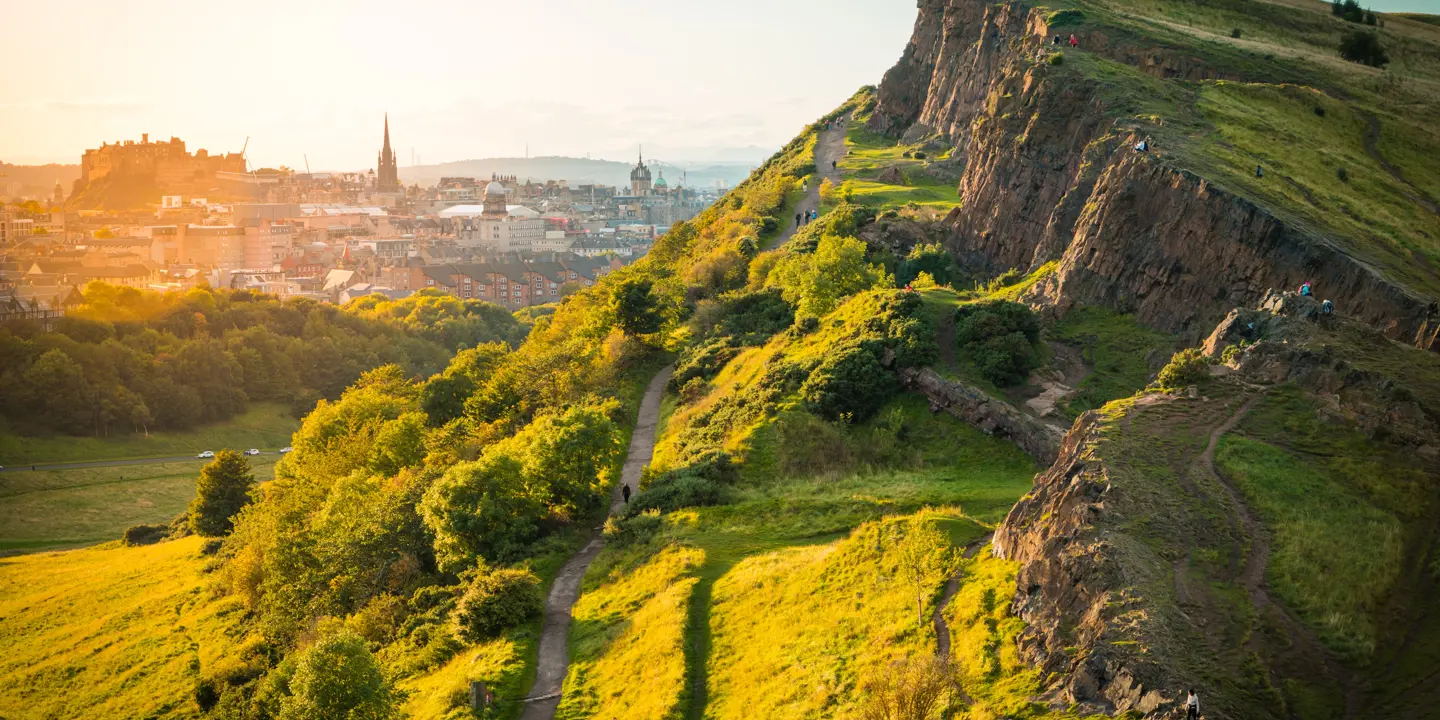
1321,299,1335,315
1299,281,1312,296
1185,689,1201,720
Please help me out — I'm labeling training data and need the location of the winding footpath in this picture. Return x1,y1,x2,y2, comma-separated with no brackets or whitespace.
518,365,673,720
766,113,851,250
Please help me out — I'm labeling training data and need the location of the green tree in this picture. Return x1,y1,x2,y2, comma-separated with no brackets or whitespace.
278,632,400,720
23,349,91,434
770,233,887,317
894,518,963,627
514,404,622,515
609,276,663,336
419,453,546,572
189,451,256,537
1340,30,1388,67
455,564,543,642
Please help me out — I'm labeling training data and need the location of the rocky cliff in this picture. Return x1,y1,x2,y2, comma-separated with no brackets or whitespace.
869,0,1439,348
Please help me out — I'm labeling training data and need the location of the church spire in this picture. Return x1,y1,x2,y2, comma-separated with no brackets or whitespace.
383,113,392,154
377,113,399,193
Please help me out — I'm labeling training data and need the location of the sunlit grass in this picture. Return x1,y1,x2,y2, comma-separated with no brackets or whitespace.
0,402,299,465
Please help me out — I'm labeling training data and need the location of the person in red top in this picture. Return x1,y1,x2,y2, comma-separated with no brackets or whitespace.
1069,34,1079,47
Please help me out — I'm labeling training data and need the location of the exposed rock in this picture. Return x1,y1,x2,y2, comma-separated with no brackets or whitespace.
898,366,1064,463
876,165,907,185
869,0,1437,348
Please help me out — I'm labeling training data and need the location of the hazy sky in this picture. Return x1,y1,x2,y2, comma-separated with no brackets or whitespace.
0,0,919,170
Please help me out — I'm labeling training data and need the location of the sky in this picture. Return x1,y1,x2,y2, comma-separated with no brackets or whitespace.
0,0,919,170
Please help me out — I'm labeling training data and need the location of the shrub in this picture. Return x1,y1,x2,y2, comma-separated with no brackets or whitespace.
898,243,960,287
1154,348,1215,390
1047,51,1065,65
913,151,927,160
278,632,400,720
759,216,780,234
954,300,1041,386
454,566,543,642
122,523,167,546
628,474,723,514
1340,30,1388,67
1230,27,1242,38
801,340,899,423
1314,105,1327,117
1337,166,1349,182
602,509,663,547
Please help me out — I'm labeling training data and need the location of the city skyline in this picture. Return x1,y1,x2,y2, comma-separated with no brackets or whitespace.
0,0,921,169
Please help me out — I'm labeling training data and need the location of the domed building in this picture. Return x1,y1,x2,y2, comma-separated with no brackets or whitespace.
653,170,668,194
483,180,508,217
630,149,652,197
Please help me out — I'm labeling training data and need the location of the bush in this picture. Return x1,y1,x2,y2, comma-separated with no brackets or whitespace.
1337,166,1349,182
1230,27,1242,38
954,300,1041,386
1314,105,1326,117
628,474,723,514
898,243,960,287
602,509,663,547
1154,348,1215,390
122,523,167,546
800,340,899,423
758,216,780,234
454,566,543,642
1340,30,1389,67
1047,51,1065,65
279,632,400,720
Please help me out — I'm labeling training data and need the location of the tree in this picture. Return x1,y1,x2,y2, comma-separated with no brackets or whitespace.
859,656,956,720
609,276,663,336
515,404,622,515
419,453,546,572
1340,30,1388,67
278,632,400,720
894,518,963,627
770,233,887,317
189,451,256,536
455,564,543,642
23,349,91,434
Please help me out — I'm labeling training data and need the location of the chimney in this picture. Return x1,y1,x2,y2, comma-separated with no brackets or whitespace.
142,133,149,143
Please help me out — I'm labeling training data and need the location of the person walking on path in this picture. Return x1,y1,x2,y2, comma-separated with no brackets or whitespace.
621,484,631,504
795,212,802,228
1185,689,1200,720
1069,33,1079,47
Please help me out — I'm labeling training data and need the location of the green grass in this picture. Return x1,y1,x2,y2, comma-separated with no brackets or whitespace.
0,403,299,465
1188,82,1440,294
1050,307,1174,416
0,536,244,720
837,126,962,211
556,545,703,720
1217,435,1403,661
0,458,280,554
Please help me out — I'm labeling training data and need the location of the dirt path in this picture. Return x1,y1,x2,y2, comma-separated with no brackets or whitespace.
933,535,992,662
766,114,851,250
1197,395,1361,720
519,366,673,720
1361,111,1440,217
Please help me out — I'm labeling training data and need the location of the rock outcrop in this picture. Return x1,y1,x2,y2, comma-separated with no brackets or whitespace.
870,0,1437,346
898,366,1064,463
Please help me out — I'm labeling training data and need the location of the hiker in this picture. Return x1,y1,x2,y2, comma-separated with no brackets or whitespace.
1053,34,1062,45
1256,164,1264,178
802,179,808,192
1185,689,1200,720
1299,281,1312,296
795,212,802,228
1133,139,1149,152
1069,33,1079,47
1321,299,1334,315
832,160,837,170
622,484,631,504
810,209,818,221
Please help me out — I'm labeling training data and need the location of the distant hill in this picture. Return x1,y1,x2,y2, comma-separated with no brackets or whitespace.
397,156,755,190
0,162,80,200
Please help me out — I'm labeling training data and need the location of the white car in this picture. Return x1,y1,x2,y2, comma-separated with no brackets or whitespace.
244,448,261,456
197,450,215,459
278,446,294,454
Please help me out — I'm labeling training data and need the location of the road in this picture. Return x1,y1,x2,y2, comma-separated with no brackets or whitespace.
0,450,287,473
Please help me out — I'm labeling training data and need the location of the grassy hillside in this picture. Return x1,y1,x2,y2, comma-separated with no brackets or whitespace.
0,537,242,719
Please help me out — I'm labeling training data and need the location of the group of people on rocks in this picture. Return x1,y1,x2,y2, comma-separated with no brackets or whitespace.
1298,281,1335,315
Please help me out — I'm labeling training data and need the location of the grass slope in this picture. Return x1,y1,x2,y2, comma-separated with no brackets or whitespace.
0,537,241,720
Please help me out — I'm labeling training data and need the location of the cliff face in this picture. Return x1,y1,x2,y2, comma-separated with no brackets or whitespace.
870,0,1436,346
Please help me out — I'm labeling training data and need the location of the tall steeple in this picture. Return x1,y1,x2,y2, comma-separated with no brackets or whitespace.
376,113,399,193
630,145,652,197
